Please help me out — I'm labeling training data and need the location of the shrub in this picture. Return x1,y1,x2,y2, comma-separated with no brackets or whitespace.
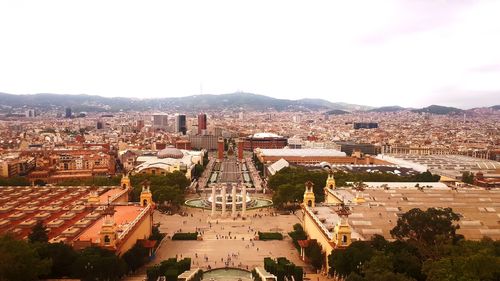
258,232,283,240
172,232,198,240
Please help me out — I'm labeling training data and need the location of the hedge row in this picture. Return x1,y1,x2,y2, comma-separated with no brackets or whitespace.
146,258,191,281
264,257,303,281
172,232,198,240
258,232,283,240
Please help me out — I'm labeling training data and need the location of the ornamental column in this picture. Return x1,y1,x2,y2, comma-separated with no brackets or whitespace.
231,184,237,219
211,184,216,218
221,184,226,218
241,184,247,218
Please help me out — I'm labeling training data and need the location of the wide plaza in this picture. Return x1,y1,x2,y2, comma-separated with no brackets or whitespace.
151,202,308,271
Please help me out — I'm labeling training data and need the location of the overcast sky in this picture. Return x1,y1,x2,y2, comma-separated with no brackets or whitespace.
1,0,499,108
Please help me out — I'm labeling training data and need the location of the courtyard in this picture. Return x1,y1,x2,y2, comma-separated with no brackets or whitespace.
152,205,308,271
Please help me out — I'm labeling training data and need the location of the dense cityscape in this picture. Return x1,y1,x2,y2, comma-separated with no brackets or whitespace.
0,95,499,281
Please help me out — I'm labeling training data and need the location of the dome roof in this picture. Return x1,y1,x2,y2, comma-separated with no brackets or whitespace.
157,147,184,159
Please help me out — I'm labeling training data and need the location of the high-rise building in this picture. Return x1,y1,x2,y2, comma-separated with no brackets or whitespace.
197,113,207,135
353,122,378,129
65,107,72,118
152,114,169,130
25,109,37,118
175,114,187,135
136,120,145,131
335,141,380,155
96,121,104,130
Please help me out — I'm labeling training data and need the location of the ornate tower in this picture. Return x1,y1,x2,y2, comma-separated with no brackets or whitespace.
87,186,100,205
353,182,366,203
303,181,316,208
140,180,153,207
99,206,117,248
325,170,336,189
121,174,131,190
333,204,352,247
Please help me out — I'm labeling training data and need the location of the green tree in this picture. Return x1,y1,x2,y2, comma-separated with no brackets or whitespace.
360,253,416,281
28,221,49,243
390,208,460,247
305,240,324,271
272,183,304,208
192,164,204,179
289,223,307,251
461,171,474,184
71,246,127,281
202,152,209,166
268,167,326,202
0,176,30,186
36,242,78,278
0,235,51,281
129,173,190,206
328,241,374,277
412,171,440,182
150,224,165,241
422,239,500,281
122,242,149,273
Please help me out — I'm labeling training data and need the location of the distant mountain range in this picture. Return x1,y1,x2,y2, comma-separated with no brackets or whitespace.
0,92,370,112
368,106,406,113
0,92,497,114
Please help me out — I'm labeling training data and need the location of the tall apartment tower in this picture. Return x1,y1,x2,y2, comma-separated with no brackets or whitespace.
65,107,72,118
237,138,244,161
197,113,207,135
152,114,169,130
217,137,224,160
175,114,187,135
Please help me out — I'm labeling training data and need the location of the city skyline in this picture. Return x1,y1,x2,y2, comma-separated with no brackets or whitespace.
1,1,499,108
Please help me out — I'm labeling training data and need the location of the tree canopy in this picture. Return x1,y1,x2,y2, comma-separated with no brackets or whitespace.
461,171,474,184
0,235,51,281
390,208,461,247
267,167,441,208
28,221,49,244
328,208,500,281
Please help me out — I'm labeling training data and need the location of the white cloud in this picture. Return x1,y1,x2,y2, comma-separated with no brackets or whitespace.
0,0,499,108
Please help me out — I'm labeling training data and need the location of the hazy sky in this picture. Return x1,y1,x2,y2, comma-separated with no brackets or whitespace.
1,0,499,108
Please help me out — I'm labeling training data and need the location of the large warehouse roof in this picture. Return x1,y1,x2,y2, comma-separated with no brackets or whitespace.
259,148,346,157
249,133,283,138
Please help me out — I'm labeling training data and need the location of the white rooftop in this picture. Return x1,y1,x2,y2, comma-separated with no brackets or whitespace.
250,133,283,138
346,182,449,189
267,158,290,175
259,148,346,157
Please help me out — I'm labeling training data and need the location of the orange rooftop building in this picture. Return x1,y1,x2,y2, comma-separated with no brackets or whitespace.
0,175,154,256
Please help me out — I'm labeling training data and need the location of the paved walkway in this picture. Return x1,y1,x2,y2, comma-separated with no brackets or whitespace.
219,160,241,183
123,205,335,280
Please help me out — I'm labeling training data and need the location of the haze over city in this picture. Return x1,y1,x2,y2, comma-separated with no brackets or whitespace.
1,0,500,108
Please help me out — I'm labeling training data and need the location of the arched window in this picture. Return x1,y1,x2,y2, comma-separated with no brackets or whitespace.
143,199,148,206
104,235,110,244
307,200,312,207
342,235,347,244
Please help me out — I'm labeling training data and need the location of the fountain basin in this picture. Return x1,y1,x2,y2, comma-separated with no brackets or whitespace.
185,198,273,210
203,268,252,281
